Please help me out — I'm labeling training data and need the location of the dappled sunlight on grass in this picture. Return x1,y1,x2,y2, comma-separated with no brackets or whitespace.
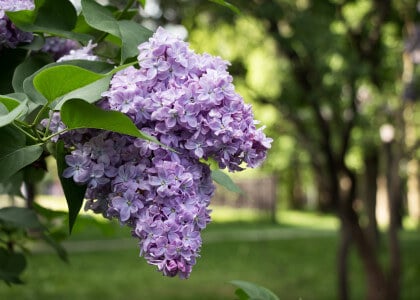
2,196,420,299
278,210,339,230
209,205,270,223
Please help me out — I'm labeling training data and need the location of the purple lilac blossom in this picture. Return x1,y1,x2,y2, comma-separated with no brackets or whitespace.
57,40,99,62
41,37,80,60
45,27,272,278
0,16,33,49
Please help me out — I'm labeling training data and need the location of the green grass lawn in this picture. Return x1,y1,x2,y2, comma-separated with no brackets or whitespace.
0,208,419,300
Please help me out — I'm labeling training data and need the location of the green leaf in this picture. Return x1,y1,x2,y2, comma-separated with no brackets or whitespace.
0,172,24,197
53,75,113,109
0,248,26,285
81,0,152,62
0,94,29,127
56,141,87,234
235,288,250,300
81,0,121,37
0,124,43,180
0,144,43,182
118,20,152,63
7,0,91,43
211,169,242,193
0,125,25,154
60,99,159,143
230,280,280,300
0,104,8,115
13,55,52,93
209,0,240,14
33,0,76,31
0,207,44,229
23,60,115,106
33,65,105,103
0,126,29,190
136,0,146,8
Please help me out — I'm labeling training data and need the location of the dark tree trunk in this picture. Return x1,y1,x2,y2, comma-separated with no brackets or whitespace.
363,149,380,249
24,181,36,209
340,197,388,300
290,158,306,209
385,140,402,300
316,175,336,212
337,224,351,300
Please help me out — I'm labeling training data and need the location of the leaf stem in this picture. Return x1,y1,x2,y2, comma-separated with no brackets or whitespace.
12,122,38,142
14,119,32,129
115,0,136,20
31,104,50,131
42,128,70,142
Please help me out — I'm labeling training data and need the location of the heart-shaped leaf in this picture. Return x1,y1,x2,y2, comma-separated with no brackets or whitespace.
60,99,159,143
33,65,105,103
0,94,29,127
13,55,52,94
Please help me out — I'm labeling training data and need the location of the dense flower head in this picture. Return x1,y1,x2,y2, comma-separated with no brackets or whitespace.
46,27,271,278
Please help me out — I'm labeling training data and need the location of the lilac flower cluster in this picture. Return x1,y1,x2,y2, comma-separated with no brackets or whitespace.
56,40,99,62
41,37,80,60
0,0,34,50
48,27,271,278
0,16,33,49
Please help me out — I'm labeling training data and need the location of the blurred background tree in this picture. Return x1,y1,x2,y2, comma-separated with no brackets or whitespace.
130,0,420,299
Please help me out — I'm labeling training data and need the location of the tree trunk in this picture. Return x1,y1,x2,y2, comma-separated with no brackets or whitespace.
24,181,36,209
385,140,402,299
316,175,336,212
363,149,380,249
337,223,351,300
341,203,388,300
406,158,420,226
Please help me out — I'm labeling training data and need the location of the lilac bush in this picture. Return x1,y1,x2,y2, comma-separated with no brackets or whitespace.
43,27,272,278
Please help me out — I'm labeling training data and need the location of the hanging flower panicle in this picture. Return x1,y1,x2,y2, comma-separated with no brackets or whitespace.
44,27,272,278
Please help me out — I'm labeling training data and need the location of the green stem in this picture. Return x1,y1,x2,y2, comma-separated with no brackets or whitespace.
31,104,50,131
42,110,55,138
94,0,136,44
42,128,70,142
12,122,38,142
115,0,136,20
